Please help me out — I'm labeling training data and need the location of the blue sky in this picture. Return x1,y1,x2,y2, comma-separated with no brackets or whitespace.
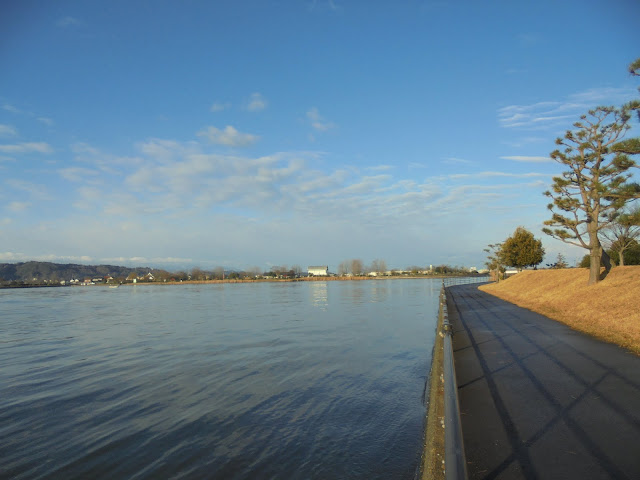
1,0,639,272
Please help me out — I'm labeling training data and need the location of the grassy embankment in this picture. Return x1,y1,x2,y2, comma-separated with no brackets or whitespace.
479,266,640,355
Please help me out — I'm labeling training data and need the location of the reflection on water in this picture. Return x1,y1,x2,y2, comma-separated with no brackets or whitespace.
370,281,389,303
0,280,440,479
309,281,328,310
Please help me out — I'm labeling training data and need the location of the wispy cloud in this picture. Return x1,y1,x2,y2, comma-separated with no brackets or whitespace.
6,128,551,268
210,101,231,112
71,142,144,172
245,93,268,112
56,16,82,28
197,125,259,147
443,157,474,165
0,124,17,137
3,104,22,114
307,107,336,132
6,201,30,212
5,178,51,201
500,155,551,163
498,86,637,131
0,142,53,154
447,171,550,180
516,33,541,46
367,165,395,172
59,167,102,183
100,256,194,265
37,117,54,126
568,87,634,105
308,0,341,12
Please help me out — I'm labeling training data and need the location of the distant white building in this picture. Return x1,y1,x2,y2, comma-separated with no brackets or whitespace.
308,265,328,276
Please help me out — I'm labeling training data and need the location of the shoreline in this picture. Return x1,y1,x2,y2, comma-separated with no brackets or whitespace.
1,274,488,289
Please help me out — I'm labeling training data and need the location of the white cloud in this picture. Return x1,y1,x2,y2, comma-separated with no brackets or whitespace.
0,142,53,154
210,101,231,112
500,155,551,163
0,252,94,263
307,107,336,132
197,125,259,147
245,93,268,112
0,124,17,137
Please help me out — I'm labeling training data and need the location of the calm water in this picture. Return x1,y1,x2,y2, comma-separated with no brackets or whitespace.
0,279,440,479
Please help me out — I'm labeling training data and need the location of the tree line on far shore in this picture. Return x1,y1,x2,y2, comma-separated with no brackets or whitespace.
486,58,640,284
0,260,482,287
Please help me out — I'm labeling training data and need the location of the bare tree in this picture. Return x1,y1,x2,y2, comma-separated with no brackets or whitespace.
378,259,387,274
350,259,364,276
248,266,262,278
369,259,379,274
337,260,349,276
191,267,206,281
212,266,225,280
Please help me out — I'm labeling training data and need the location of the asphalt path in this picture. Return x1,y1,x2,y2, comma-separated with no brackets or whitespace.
447,283,640,480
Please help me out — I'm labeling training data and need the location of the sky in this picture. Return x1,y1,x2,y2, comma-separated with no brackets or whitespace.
1,0,639,272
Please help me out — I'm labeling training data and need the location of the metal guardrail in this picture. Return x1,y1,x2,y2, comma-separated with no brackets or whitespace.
442,275,489,287
440,284,468,480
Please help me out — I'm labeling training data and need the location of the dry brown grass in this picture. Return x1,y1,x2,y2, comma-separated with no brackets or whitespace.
479,266,640,354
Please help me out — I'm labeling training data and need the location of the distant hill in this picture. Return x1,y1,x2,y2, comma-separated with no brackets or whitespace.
0,261,169,283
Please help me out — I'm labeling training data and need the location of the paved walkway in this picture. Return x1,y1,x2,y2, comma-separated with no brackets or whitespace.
447,283,640,480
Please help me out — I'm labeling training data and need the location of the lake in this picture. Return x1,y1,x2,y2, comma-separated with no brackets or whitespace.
0,279,441,479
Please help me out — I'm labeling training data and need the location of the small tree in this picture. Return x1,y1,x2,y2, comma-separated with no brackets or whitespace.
601,206,640,266
500,227,545,271
549,253,568,269
542,106,639,284
484,243,506,281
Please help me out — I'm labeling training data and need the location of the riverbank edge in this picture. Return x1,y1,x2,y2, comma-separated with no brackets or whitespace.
0,274,489,289
121,275,483,286
479,267,640,355
419,285,446,480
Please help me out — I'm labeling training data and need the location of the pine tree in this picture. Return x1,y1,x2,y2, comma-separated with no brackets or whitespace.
542,106,639,284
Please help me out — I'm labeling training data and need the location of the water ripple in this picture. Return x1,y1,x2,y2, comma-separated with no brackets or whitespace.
0,280,438,479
